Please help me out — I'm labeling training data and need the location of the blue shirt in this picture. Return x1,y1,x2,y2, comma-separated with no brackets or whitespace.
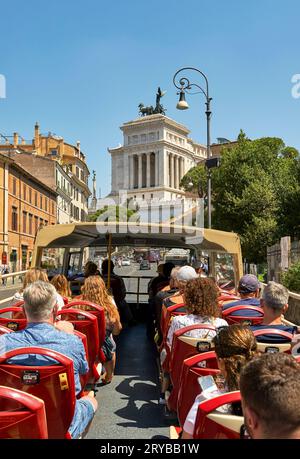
0,323,88,395
251,324,297,343
222,297,262,317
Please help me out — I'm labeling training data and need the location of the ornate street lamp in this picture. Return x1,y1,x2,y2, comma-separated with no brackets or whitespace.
173,67,213,228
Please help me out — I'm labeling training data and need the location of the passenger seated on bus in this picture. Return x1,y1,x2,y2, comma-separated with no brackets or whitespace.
192,261,207,278
240,353,300,439
79,275,122,384
150,262,175,297
11,268,65,311
0,281,98,438
51,274,72,302
101,259,134,326
182,325,257,439
154,267,181,337
148,264,165,300
251,281,298,342
166,275,228,349
222,274,261,316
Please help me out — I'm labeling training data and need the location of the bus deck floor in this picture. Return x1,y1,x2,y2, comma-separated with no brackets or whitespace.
86,323,170,439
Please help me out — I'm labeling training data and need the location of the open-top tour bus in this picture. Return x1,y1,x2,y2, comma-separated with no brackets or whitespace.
31,221,243,300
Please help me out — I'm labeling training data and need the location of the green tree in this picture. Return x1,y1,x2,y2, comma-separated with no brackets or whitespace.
180,131,299,263
281,262,300,293
88,205,138,222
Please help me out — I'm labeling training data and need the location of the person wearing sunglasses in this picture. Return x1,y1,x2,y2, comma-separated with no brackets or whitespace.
182,324,257,439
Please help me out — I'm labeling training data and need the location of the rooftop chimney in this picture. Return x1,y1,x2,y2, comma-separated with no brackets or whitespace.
34,122,40,152
76,141,80,155
13,132,18,147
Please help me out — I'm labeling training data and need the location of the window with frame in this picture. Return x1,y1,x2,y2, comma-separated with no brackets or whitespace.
23,184,26,201
52,201,55,215
34,216,38,234
45,198,48,211
35,192,38,207
22,211,27,233
12,178,17,196
29,188,32,203
28,214,33,235
40,194,43,209
12,207,18,231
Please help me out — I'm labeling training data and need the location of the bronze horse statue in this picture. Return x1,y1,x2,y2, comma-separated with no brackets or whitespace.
138,103,154,116
138,87,167,117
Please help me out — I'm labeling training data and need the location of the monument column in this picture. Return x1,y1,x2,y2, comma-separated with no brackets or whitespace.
174,155,179,189
138,154,142,189
155,151,159,186
129,155,134,189
146,153,151,188
170,154,174,188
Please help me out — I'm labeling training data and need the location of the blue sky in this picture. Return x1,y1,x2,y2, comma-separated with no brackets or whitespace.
1,0,300,197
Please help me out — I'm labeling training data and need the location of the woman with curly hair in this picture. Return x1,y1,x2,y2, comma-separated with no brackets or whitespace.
80,275,122,384
51,274,72,302
166,276,228,349
182,324,257,439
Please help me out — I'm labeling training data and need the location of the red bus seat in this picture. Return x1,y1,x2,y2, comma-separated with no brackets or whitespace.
62,297,69,305
0,385,48,439
221,305,264,325
56,308,100,383
73,330,89,394
0,386,48,439
0,325,12,335
177,351,219,427
167,325,216,412
65,301,106,363
194,391,243,439
160,303,187,372
253,328,293,354
160,303,186,343
0,307,27,331
0,347,76,438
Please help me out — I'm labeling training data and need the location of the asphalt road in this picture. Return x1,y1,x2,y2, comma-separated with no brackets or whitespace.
114,262,158,303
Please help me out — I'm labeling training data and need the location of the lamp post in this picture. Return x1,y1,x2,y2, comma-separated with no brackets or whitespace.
173,67,213,229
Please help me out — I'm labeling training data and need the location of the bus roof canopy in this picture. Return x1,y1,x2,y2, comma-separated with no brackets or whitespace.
34,222,241,254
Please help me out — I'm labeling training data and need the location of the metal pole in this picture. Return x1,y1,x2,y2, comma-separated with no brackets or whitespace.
206,97,212,229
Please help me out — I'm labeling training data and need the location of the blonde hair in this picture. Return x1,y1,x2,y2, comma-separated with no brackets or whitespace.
51,274,72,298
22,268,49,292
81,275,120,323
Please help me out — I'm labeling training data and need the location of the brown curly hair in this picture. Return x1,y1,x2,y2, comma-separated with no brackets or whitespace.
183,277,220,317
81,275,120,323
51,274,72,298
213,324,257,391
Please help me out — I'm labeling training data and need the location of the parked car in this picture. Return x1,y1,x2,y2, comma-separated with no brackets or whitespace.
121,259,131,266
140,260,150,270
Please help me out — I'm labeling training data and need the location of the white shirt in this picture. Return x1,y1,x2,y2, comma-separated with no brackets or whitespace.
166,314,228,349
183,387,230,435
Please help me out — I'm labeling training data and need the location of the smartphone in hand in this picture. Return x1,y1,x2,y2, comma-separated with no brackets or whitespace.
198,375,218,393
